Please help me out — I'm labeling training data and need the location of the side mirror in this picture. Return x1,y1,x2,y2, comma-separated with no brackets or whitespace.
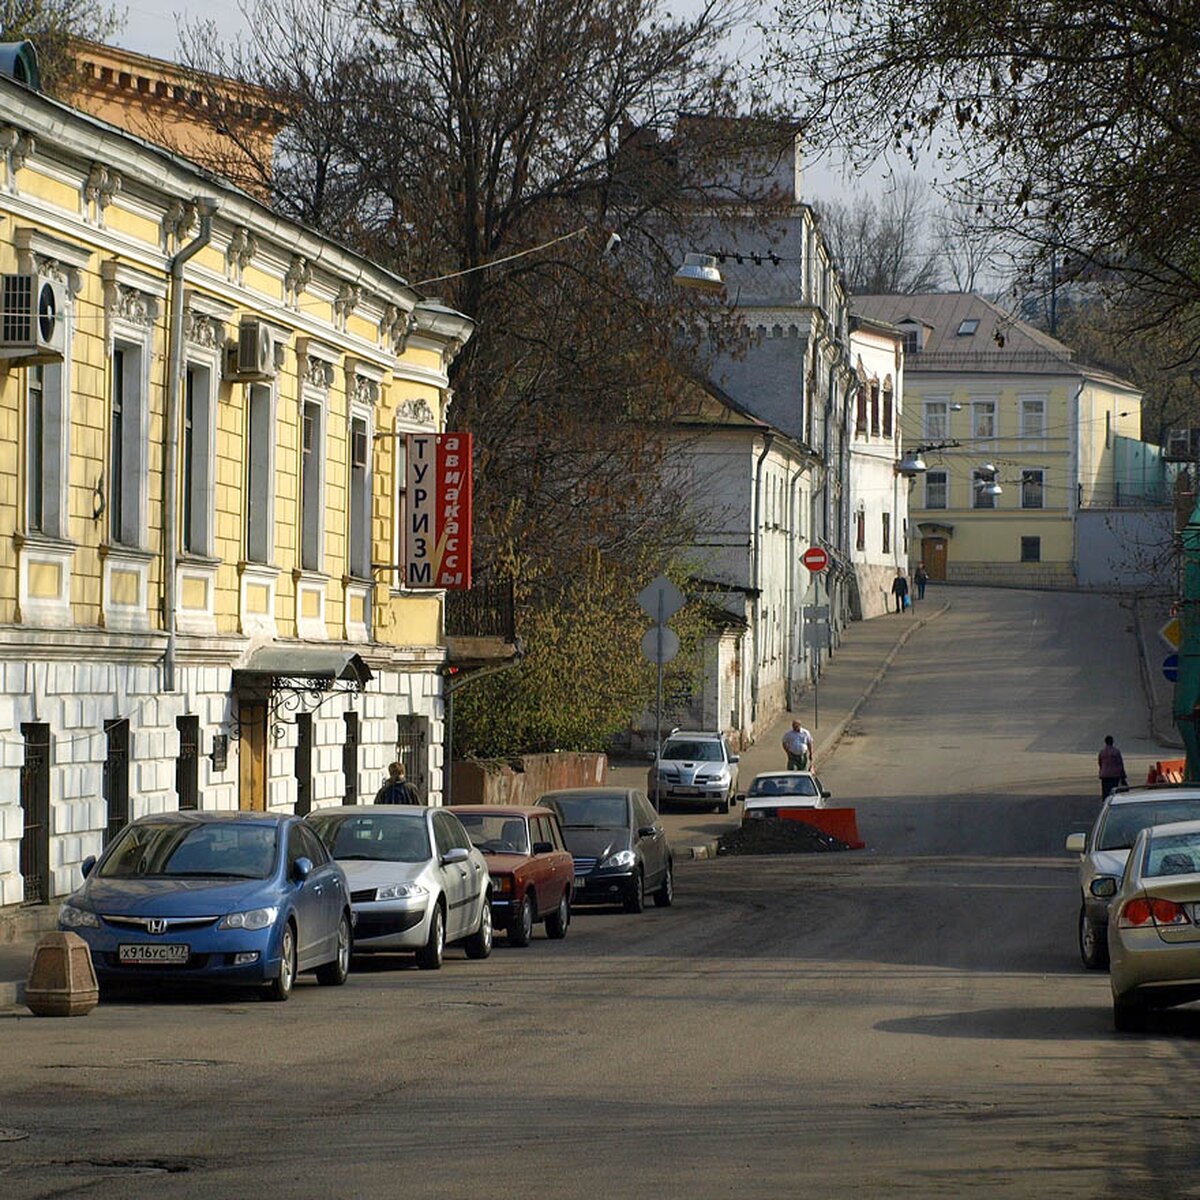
532,841,553,855
293,856,313,882
1091,877,1118,899
442,846,470,865
81,855,97,879
729,754,740,764
1064,832,1086,854
637,825,657,839
730,794,741,805
821,790,832,799
646,750,657,761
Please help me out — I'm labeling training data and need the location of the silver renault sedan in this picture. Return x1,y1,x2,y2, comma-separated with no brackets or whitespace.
307,806,492,969
1065,787,1200,970
1109,819,1200,1032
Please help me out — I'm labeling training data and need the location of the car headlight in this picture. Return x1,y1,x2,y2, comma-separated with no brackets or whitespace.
698,772,729,784
373,883,428,902
600,850,637,870
490,876,512,896
220,906,278,930
59,903,99,928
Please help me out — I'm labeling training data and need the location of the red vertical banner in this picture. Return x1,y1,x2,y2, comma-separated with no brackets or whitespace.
405,432,472,589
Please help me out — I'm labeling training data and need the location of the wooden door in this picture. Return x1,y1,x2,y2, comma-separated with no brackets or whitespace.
239,701,268,811
922,536,948,581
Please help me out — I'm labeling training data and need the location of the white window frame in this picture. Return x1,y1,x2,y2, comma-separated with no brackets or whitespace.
972,399,997,440
924,400,948,440
245,382,277,565
924,469,948,510
181,354,219,557
26,359,70,539
108,335,150,548
348,402,373,580
1021,468,1045,509
1019,395,1046,439
300,391,327,574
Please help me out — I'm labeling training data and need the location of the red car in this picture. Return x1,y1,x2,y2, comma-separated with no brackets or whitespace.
447,805,574,945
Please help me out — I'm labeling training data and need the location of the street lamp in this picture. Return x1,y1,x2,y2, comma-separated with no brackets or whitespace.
672,253,724,293
895,452,927,477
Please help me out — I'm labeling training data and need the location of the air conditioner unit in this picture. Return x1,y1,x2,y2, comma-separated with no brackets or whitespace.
0,274,67,363
227,318,277,381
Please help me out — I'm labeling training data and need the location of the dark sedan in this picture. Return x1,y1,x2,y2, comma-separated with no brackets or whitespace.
536,787,673,913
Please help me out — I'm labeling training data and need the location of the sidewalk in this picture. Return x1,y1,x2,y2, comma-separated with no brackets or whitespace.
610,598,950,855
0,601,949,1009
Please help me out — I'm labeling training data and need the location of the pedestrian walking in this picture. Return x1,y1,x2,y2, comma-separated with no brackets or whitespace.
890,570,909,614
375,761,421,805
781,720,813,771
914,562,929,601
1098,735,1128,800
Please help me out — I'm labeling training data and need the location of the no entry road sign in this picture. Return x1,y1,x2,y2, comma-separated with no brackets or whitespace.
801,546,829,572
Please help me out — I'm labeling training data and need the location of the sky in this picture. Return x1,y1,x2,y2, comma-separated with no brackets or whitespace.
113,0,889,205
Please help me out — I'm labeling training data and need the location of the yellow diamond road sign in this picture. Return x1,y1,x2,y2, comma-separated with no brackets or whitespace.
1160,617,1183,651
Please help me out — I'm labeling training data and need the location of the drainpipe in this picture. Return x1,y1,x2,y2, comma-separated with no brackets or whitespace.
163,196,219,692
786,461,807,708
750,432,774,727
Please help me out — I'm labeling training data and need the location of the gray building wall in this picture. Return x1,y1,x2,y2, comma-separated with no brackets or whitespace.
1077,508,1176,590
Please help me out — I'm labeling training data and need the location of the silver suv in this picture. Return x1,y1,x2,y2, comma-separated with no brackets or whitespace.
1065,786,1200,969
648,730,739,814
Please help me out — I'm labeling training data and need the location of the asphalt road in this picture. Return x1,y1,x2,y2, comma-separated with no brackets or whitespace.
3,587,1198,1198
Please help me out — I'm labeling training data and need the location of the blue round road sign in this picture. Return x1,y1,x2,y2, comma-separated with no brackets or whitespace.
1163,653,1180,683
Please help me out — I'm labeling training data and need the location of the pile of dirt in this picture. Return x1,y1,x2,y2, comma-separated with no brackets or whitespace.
716,819,851,856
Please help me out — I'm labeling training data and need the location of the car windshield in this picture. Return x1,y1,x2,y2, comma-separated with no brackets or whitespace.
541,794,629,829
1144,831,1200,876
661,740,723,762
1097,800,1200,851
455,812,530,855
98,822,277,880
308,813,431,863
749,775,819,797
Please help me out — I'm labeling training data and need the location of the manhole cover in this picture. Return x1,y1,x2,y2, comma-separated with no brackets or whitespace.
0,1128,29,1142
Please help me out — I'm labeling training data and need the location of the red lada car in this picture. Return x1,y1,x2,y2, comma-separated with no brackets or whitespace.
447,805,574,945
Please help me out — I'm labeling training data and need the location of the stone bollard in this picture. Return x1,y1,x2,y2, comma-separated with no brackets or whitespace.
24,931,99,1016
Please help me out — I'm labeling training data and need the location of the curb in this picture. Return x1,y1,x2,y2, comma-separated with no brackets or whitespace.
680,842,718,860
814,601,951,764
0,978,25,1011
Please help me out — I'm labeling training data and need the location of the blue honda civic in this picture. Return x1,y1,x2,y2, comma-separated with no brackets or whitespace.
58,811,352,1000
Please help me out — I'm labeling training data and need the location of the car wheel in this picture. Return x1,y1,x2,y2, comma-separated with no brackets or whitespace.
265,921,297,1001
1113,994,1147,1033
545,890,570,939
717,794,730,815
416,903,445,970
1078,906,1109,971
623,869,645,914
465,895,494,959
317,912,351,986
508,892,534,947
654,861,674,908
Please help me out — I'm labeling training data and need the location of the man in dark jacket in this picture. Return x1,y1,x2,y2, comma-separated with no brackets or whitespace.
890,571,909,613
1098,736,1127,799
375,761,421,804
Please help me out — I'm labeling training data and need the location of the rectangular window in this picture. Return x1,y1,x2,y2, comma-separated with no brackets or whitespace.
103,717,130,848
20,722,51,904
973,469,996,509
1020,397,1045,438
294,712,313,816
1021,469,1045,509
870,384,880,436
882,386,893,438
1105,410,1112,448
109,346,125,543
343,711,359,805
393,434,407,586
245,385,273,563
925,470,947,509
924,401,947,440
855,510,865,551
182,363,215,555
176,714,199,810
27,365,44,532
109,342,145,547
349,416,370,578
972,400,996,439
881,511,891,554
300,400,323,572
1021,536,1041,562
855,385,867,435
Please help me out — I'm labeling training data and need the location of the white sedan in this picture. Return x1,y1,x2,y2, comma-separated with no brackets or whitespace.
741,771,831,821
307,806,492,969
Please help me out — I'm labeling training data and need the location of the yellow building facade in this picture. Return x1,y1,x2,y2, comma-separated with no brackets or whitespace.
0,70,472,906
854,293,1144,587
